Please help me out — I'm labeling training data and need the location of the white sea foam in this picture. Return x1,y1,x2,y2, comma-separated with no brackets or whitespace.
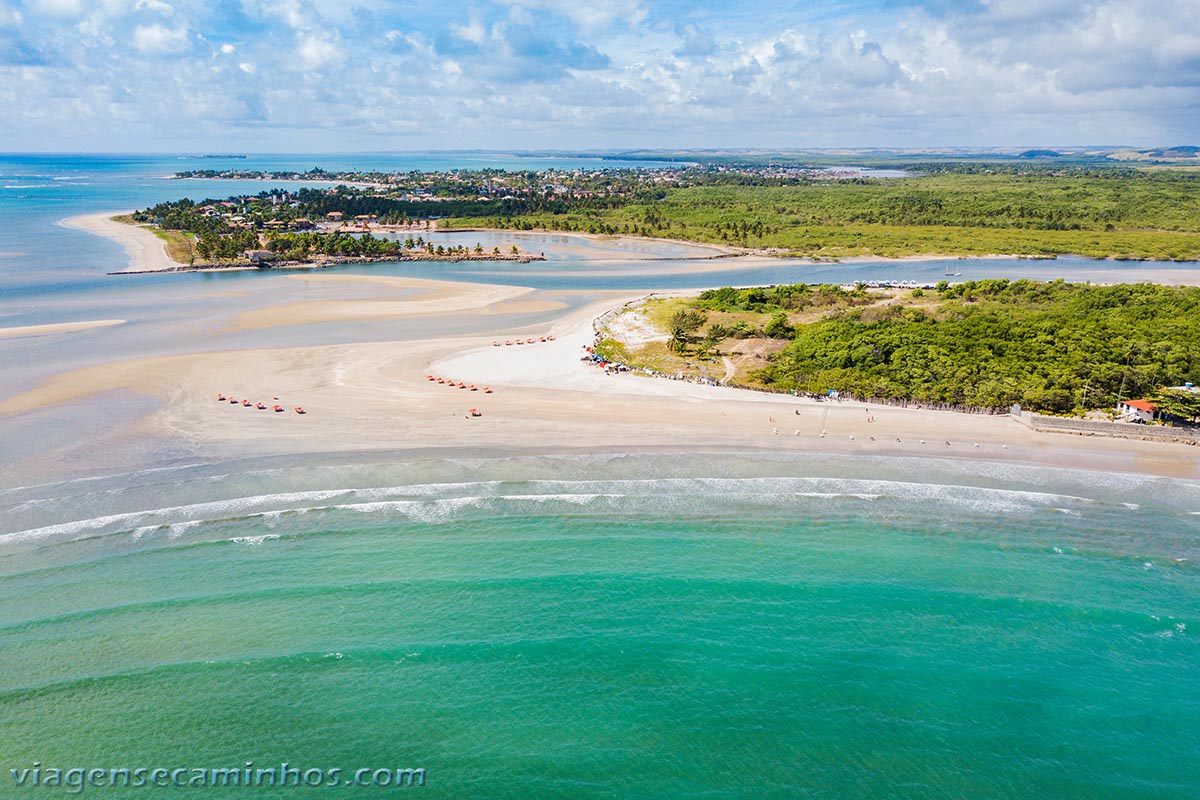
0,488,359,544
230,534,281,546
3,473,1112,544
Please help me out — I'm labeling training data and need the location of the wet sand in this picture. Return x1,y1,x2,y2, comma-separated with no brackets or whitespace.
228,275,539,331
0,319,125,339
9,222,1198,483
2,291,1195,481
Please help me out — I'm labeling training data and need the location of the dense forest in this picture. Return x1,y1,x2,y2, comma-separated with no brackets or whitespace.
675,280,1200,414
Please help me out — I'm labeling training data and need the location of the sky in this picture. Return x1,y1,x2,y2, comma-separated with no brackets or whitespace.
1,0,1198,152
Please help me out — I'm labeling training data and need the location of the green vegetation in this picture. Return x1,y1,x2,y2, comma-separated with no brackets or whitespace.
593,337,631,364
114,214,197,264
452,169,1200,260
746,280,1200,413
611,281,1200,416
1150,389,1200,423
260,232,485,261
132,195,524,265
147,162,1200,262
666,309,706,353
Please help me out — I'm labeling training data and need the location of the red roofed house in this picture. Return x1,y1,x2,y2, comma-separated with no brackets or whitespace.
1117,398,1160,423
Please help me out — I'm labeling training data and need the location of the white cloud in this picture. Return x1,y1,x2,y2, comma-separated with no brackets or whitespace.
450,12,487,46
297,34,341,69
28,0,85,17
131,23,189,54
489,0,646,33
1,0,1197,150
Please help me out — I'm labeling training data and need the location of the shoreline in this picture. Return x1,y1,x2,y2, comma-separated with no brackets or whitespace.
65,212,1200,279
3,290,1197,482
62,212,549,275
435,223,1200,266
16,218,1200,485
60,212,174,272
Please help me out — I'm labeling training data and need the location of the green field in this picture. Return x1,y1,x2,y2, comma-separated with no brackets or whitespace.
451,171,1200,260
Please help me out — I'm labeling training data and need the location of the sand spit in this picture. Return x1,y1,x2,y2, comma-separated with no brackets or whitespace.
61,213,175,272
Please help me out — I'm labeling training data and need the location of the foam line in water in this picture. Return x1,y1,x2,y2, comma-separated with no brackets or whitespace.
0,476,1133,545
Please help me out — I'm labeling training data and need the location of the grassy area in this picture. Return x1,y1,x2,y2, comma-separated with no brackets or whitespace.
114,214,199,265
604,291,885,383
451,171,1200,260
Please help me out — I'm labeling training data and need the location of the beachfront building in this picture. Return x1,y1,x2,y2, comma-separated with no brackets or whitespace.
1117,398,1160,423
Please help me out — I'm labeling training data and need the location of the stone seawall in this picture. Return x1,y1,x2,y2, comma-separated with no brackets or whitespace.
1010,405,1200,444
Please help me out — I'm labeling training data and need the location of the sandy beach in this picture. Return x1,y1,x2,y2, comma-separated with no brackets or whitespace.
3,285,1196,481
61,212,176,272
8,213,1191,485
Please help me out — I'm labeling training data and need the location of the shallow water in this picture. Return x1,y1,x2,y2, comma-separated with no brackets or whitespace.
1,452,1198,798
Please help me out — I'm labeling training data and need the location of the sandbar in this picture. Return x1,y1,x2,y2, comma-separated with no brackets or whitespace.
0,319,125,339
61,212,175,272
227,275,540,331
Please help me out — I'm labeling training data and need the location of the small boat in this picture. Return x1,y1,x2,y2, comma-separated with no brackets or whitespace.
294,406,306,414
468,408,482,417
256,402,267,410
505,340,512,346
492,341,500,347
426,375,435,381
483,387,493,394
547,335,555,341
436,378,445,384
272,404,284,412
229,397,239,404
457,382,466,388
468,384,477,391
539,336,546,342
514,339,523,345
242,399,252,407
216,393,225,401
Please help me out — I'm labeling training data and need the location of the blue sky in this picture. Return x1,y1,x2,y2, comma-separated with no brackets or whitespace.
1,0,1197,151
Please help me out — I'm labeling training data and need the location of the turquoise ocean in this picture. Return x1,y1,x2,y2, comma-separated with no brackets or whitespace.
1,154,1199,798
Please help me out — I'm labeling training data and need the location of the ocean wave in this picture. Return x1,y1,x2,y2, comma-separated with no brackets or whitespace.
1,476,1110,546
0,489,359,544
229,534,281,546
